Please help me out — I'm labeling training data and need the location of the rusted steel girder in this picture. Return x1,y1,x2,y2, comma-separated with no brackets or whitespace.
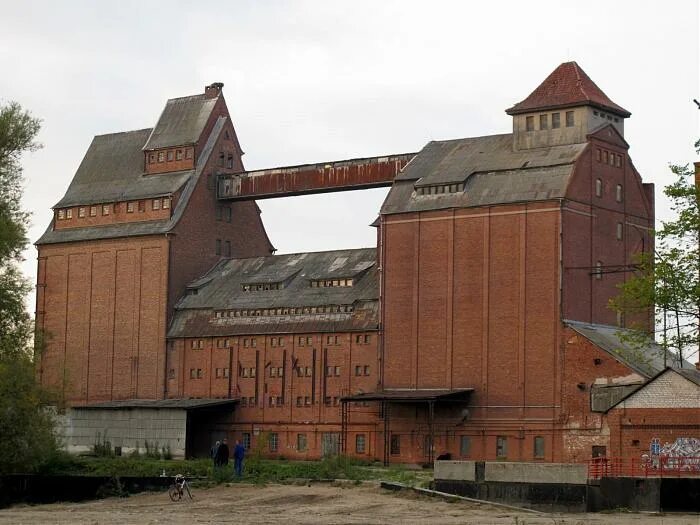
217,153,416,200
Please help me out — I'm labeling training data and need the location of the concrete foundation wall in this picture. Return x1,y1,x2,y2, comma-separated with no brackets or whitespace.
434,461,477,481
57,408,187,458
436,460,587,485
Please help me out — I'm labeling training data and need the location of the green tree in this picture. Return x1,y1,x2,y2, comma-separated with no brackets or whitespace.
610,140,700,368
0,101,60,473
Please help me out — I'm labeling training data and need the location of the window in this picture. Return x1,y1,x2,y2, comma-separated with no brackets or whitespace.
334,366,341,376
224,241,231,257
496,436,508,458
608,152,615,166
296,396,303,406
596,149,601,162
539,114,548,130
78,207,86,218
595,261,603,280
616,184,623,203
603,151,608,164
189,368,196,379
551,112,560,129
102,204,110,216
66,208,73,219
138,200,145,212
525,116,534,132
460,436,471,457
326,366,333,377
241,398,247,407
248,396,255,406
534,436,545,459
168,368,175,379
149,153,156,163
616,222,623,241
215,239,222,255
185,148,193,159
167,150,174,162
390,434,401,455
162,198,170,210
223,368,229,378
364,335,371,344
158,151,165,162
176,149,183,160
90,206,97,217
152,199,161,211
57,210,65,220
297,433,307,452
305,367,312,377
225,207,232,223
215,368,222,378
269,433,279,452
356,434,366,454
218,152,225,166
565,111,574,127
127,202,134,213
227,155,234,169
196,369,203,379
615,154,622,168
270,367,277,378
364,365,370,376
595,178,602,198
355,365,362,376
304,396,311,406
242,433,251,450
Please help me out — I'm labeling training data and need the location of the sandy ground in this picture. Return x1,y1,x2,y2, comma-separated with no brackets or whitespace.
0,482,697,525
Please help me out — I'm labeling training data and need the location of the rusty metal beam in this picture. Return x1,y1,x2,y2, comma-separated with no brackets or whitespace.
217,153,416,200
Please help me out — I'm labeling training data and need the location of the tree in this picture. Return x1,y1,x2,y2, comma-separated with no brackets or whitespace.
0,101,60,473
610,140,700,368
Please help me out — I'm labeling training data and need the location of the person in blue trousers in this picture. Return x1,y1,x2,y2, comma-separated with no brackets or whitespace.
233,440,245,477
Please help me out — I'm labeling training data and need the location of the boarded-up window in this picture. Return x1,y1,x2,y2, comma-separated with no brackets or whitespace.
534,436,545,459
356,434,366,454
297,433,307,452
539,114,548,130
565,111,574,127
390,434,401,455
496,436,507,458
460,436,471,457
525,116,534,131
551,112,560,129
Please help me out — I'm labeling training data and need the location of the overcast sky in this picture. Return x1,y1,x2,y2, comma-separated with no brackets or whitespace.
1,0,698,311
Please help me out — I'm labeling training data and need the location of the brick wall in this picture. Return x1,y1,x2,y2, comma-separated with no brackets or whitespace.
54,198,172,230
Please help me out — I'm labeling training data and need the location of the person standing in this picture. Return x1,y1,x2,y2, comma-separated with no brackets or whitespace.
233,439,245,477
211,440,221,468
217,438,230,467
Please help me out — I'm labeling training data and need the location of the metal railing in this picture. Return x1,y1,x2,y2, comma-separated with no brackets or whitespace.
588,456,700,479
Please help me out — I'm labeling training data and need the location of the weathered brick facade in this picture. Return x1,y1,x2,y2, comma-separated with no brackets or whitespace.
38,64,694,463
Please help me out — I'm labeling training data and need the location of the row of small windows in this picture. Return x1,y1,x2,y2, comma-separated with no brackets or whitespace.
595,179,624,202
596,148,623,168
415,182,465,196
56,198,170,220
385,434,545,459
239,367,257,377
231,432,366,455
148,147,193,164
214,367,230,378
593,110,621,123
242,282,283,292
214,304,355,319
310,278,354,288
192,333,371,350
525,111,574,132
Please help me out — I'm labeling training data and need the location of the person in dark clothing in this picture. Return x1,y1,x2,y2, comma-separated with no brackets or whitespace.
211,440,221,467
217,438,230,467
233,440,245,477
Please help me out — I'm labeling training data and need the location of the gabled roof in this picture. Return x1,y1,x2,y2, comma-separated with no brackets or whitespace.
143,94,219,150
53,129,193,208
565,320,693,378
381,134,586,215
506,62,631,117
606,367,700,412
167,248,379,338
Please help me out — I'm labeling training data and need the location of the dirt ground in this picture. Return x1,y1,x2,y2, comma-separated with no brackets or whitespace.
0,482,697,525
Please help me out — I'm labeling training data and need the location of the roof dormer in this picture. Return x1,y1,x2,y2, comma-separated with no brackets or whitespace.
506,62,630,151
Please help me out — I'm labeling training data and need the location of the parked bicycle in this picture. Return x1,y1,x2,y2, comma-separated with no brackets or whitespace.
168,474,193,501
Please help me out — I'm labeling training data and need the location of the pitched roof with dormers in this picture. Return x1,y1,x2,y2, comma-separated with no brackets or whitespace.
506,62,631,117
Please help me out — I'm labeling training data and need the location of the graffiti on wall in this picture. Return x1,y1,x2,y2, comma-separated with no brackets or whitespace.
644,437,700,472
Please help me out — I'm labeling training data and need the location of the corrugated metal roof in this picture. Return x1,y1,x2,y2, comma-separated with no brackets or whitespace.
381,134,585,215
143,95,218,150
167,248,379,338
565,320,692,378
53,128,193,208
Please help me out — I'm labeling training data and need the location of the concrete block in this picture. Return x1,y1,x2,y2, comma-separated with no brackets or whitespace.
484,462,587,485
434,461,477,481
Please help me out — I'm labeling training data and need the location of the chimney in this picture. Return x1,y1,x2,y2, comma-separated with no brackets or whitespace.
205,82,224,99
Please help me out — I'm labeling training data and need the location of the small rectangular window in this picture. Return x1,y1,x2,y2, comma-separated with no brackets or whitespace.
297,433,307,452
149,153,156,163
603,151,608,164
162,198,170,210
127,202,134,213
269,433,279,452
176,149,183,160
596,149,601,162
296,396,303,406
539,114,548,130
227,155,234,169
223,368,229,378
138,200,145,212
615,154,622,168
90,206,97,217
152,199,160,211
390,434,401,455
364,365,370,376
551,112,560,129
78,207,86,218
496,436,508,458
355,365,362,376
167,150,174,162
356,434,366,454
185,148,193,159
304,396,311,405
189,368,196,379
595,261,603,280
460,436,471,457
168,368,175,379
595,178,602,198
57,209,65,220
196,368,203,379
534,436,545,459
334,366,341,376
242,433,251,450
616,222,623,241
525,116,534,131
66,209,73,219
616,184,623,203
565,111,575,127
158,151,165,162
102,205,110,216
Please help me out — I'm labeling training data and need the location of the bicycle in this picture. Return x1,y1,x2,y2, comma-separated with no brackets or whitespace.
168,474,193,501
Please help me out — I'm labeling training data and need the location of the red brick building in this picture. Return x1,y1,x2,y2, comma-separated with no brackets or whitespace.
37,63,696,462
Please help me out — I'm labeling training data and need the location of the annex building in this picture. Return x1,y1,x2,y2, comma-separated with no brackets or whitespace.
36,63,699,463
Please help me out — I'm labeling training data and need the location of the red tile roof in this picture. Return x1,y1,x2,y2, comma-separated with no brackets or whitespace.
506,62,631,117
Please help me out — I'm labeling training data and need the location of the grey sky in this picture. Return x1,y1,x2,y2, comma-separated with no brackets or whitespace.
1,0,698,311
